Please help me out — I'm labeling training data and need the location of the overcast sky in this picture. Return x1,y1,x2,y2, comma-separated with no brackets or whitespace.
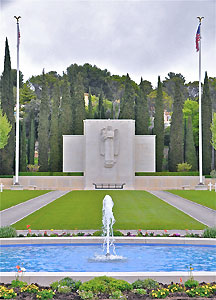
0,0,215,87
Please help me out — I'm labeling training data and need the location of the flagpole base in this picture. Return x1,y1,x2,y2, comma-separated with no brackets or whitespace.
11,184,24,190
195,184,208,190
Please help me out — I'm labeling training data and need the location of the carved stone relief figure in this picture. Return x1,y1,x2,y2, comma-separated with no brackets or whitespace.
100,126,119,167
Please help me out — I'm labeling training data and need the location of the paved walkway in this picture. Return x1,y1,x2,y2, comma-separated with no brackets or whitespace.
150,191,216,227
0,190,69,226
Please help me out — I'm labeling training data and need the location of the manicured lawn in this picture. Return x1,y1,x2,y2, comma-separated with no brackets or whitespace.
168,190,216,210
0,190,50,211
14,190,205,230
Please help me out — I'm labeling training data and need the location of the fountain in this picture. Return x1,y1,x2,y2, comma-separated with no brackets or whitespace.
90,195,126,261
102,195,115,257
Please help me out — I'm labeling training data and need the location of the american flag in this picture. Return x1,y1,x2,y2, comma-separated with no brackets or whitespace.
196,24,201,52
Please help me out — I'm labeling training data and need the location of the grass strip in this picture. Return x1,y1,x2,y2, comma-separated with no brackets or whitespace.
13,190,205,230
168,190,216,210
0,190,50,211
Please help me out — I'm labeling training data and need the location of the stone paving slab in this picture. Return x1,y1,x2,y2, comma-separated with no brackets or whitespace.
150,191,216,227
0,190,69,226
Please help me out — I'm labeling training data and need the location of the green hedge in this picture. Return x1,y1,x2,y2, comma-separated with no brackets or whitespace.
135,172,199,176
0,175,13,178
18,172,84,176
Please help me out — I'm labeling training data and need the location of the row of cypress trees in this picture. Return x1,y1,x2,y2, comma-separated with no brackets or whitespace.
0,38,213,174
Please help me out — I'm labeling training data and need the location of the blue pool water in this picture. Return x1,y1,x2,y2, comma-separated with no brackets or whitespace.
1,243,215,272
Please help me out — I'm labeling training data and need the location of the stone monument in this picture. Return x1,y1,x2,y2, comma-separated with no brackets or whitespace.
63,119,155,189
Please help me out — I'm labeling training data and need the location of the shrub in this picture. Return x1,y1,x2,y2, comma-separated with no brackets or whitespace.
135,171,199,176
210,169,216,178
150,288,169,299
21,284,39,293
58,286,71,293
168,283,184,293
27,164,40,172
109,290,125,299
113,230,124,236
186,285,212,297
11,279,27,288
36,289,55,299
0,286,17,299
92,230,102,236
78,290,94,300
50,281,59,291
58,277,81,291
177,162,192,172
184,279,199,288
203,226,216,238
133,288,147,295
132,278,159,290
0,226,17,238
79,276,132,294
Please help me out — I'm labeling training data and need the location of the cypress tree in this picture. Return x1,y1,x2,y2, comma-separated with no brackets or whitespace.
0,38,15,174
202,72,212,175
98,89,105,119
20,120,27,172
185,116,197,171
28,119,35,164
50,82,60,171
168,80,184,171
88,87,93,119
38,71,49,171
136,77,149,135
60,75,73,135
154,76,164,171
59,75,73,169
119,73,135,119
73,72,85,134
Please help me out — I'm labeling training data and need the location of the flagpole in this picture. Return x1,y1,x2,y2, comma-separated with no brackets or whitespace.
14,16,21,185
197,16,204,185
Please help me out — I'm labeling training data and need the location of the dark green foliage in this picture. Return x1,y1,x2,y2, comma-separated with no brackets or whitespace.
163,72,187,101
0,38,15,174
0,226,17,238
20,121,27,172
67,63,111,97
119,74,135,119
79,276,132,294
38,71,50,171
92,230,123,236
133,289,147,295
185,116,197,171
168,81,184,171
136,171,199,176
184,279,199,288
73,72,85,134
49,82,60,171
58,277,81,291
11,279,27,288
59,75,73,169
98,90,106,119
132,279,159,290
87,88,93,119
203,226,216,238
60,75,73,135
18,172,83,176
28,119,35,164
135,77,149,135
202,72,212,175
154,76,164,171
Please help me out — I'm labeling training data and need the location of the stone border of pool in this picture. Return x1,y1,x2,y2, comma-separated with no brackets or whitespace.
1,237,215,284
